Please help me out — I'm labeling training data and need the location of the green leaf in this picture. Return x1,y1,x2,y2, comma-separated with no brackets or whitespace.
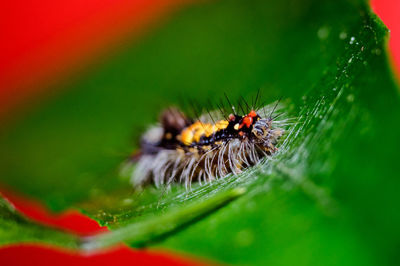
1,0,400,265
0,196,79,248
81,188,246,250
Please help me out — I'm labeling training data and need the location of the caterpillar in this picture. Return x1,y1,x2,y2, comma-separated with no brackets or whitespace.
128,97,288,189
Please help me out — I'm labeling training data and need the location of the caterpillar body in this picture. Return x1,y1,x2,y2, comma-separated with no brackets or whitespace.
129,100,287,189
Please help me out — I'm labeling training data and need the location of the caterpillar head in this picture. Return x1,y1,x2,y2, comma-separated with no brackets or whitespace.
251,118,284,152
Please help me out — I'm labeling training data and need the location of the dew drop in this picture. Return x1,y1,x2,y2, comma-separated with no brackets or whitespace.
317,26,330,40
235,229,255,247
373,48,382,55
122,198,133,205
347,94,355,102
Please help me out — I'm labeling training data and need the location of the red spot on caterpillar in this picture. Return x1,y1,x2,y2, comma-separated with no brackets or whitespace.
241,116,253,128
239,110,257,129
248,110,257,118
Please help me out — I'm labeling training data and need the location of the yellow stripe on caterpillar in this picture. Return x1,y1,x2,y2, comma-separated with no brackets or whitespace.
179,120,229,145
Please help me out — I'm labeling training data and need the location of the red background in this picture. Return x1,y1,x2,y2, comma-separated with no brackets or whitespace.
0,0,398,265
